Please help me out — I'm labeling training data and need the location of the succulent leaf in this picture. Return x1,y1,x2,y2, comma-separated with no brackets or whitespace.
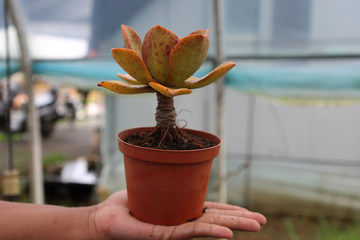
182,61,236,89
117,73,143,85
184,76,199,82
121,25,142,57
148,82,192,97
166,34,209,88
189,29,209,37
142,25,179,84
111,48,156,85
98,80,155,94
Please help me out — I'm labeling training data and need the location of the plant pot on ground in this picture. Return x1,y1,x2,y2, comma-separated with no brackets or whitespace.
98,24,236,225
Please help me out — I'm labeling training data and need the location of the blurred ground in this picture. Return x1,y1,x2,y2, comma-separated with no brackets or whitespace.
0,120,99,173
0,118,102,206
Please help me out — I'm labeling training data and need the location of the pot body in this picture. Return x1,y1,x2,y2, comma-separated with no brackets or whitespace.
117,127,221,225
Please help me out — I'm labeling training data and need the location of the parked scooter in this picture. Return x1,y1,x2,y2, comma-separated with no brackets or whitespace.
0,78,59,138
56,93,77,122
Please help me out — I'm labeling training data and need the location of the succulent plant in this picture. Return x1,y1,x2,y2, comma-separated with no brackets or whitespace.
98,24,235,129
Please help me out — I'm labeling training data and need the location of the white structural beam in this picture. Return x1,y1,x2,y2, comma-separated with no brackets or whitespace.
213,0,227,204
7,0,44,204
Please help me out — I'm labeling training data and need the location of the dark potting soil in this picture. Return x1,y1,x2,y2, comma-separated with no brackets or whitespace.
125,127,215,150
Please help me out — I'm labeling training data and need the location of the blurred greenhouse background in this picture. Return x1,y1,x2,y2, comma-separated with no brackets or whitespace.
1,0,360,238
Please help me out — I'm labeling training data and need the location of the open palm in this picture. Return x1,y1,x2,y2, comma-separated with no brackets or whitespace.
93,190,266,240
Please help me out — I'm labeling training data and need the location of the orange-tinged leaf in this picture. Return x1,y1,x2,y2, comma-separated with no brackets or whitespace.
184,76,199,82
117,73,143,85
182,61,236,89
111,48,156,85
189,29,209,37
97,81,155,94
121,25,142,57
142,25,179,84
166,34,209,88
148,82,192,97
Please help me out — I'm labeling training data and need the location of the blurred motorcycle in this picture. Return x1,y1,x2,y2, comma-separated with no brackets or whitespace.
0,79,59,138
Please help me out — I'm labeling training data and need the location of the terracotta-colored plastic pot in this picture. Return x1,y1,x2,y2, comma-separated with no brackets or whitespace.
117,127,222,226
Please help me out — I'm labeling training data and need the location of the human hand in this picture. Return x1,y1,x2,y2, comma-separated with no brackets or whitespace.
91,190,266,240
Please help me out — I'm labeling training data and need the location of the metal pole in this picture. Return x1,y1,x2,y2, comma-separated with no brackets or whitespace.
4,0,14,171
2,0,21,203
213,0,227,203
7,0,44,204
243,96,256,209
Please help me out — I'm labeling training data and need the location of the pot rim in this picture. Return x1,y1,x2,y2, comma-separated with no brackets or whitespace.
117,127,222,164
117,127,222,153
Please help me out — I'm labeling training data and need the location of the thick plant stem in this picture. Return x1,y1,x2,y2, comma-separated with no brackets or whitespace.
155,92,177,127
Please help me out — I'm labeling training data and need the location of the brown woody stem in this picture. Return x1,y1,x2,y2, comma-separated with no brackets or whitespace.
155,91,177,127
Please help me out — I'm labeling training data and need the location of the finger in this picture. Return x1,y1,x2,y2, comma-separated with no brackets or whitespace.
104,190,128,206
159,222,233,240
204,201,249,211
197,214,262,232
205,209,267,226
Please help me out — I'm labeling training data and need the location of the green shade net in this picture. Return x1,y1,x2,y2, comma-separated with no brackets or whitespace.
226,62,360,106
